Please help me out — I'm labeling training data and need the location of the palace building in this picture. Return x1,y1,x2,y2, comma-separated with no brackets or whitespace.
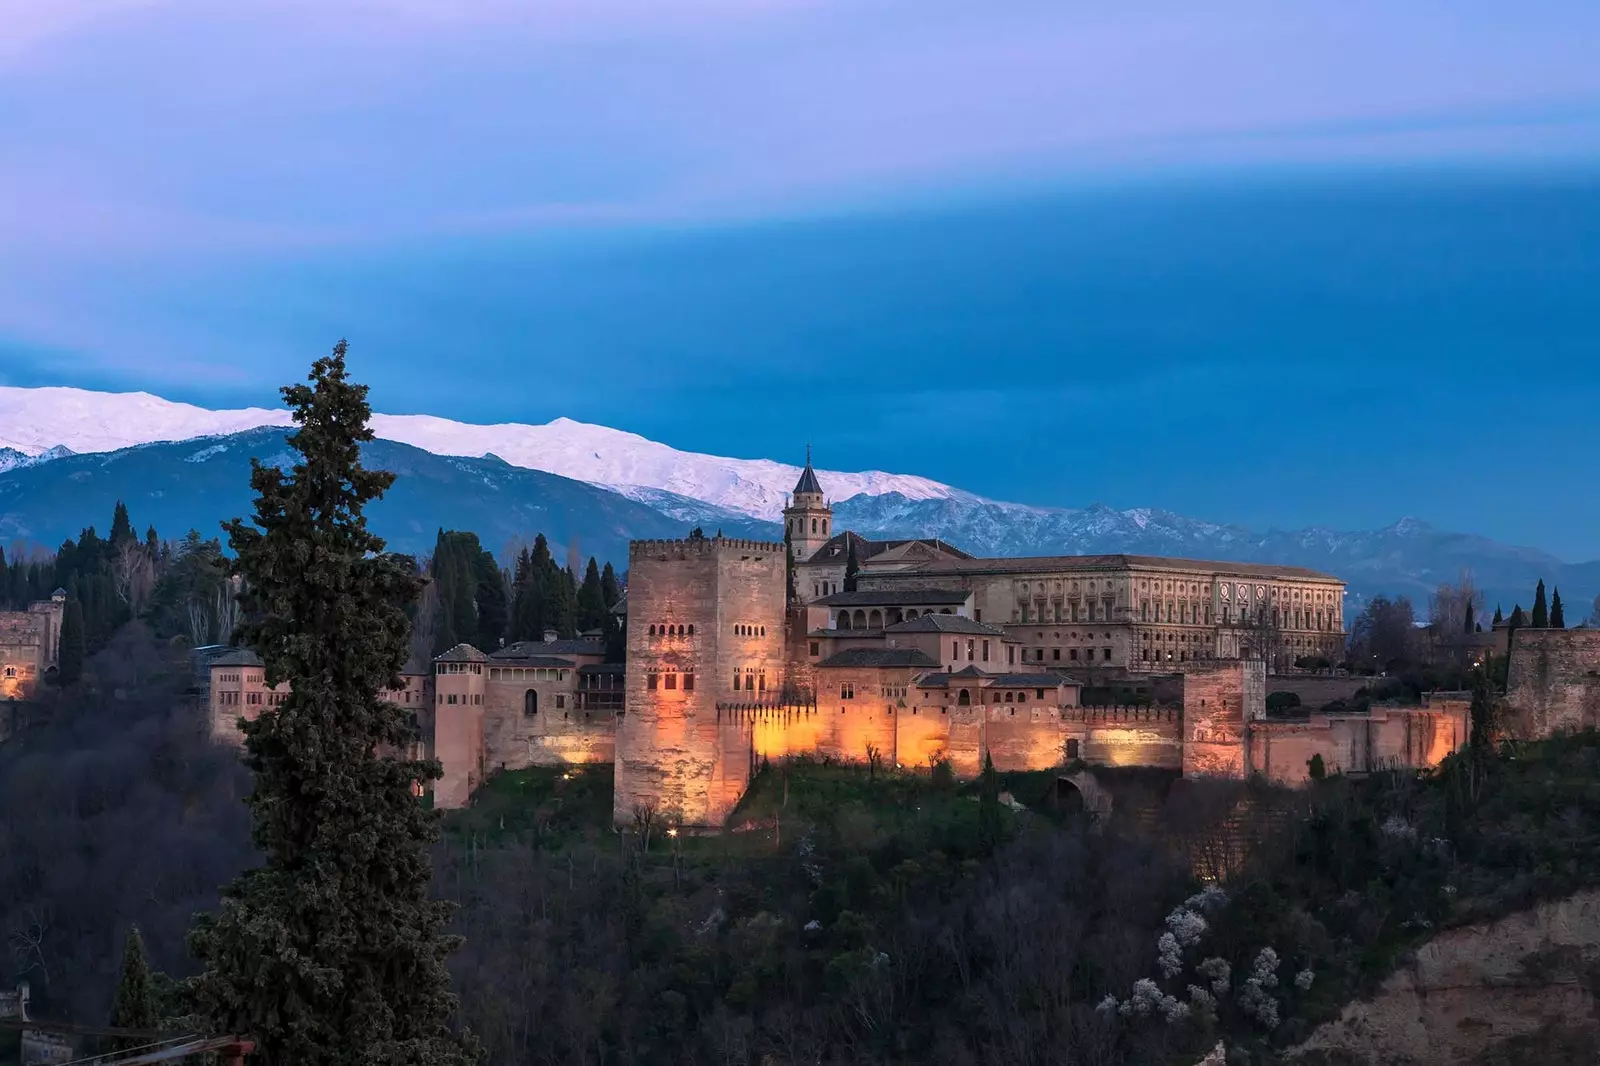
208,453,1469,825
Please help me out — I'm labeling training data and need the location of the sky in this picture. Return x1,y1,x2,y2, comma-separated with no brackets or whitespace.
3,1,1600,556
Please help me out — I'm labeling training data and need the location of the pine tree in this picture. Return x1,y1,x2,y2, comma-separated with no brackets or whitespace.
186,341,477,1066
110,925,158,1046
57,598,85,684
600,562,620,611
577,558,607,633
546,566,577,639
843,538,860,593
1550,587,1565,629
1463,601,1475,635
1531,579,1549,628
471,550,507,649
508,547,539,642
1492,604,1503,626
1509,604,1527,629
110,501,136,547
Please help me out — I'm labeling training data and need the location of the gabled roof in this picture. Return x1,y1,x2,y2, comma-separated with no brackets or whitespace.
577,662,625,675
883,614,1007,637
807,628,887,639
989,672,1077,688
802,531,974,566
208,648,263,667
816,648,942,669
814,589,970,608
434,644,488,663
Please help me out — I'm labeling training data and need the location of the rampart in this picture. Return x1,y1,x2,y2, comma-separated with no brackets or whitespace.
1505,628,1600,738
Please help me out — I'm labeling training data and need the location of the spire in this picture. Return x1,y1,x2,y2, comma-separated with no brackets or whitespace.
792,447,823,497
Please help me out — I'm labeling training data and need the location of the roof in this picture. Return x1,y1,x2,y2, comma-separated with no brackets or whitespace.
803,530,975,567
492,638,605,658
434,644,488,663
989,672,1077,688
883,614,1007,637
816,648,942,669
610,594,627,616
814,589,970,608
207,648,263,667
578,662,625,675
807,627,887,639
792,451,824,496
490,655,575,668
888,552,1341,583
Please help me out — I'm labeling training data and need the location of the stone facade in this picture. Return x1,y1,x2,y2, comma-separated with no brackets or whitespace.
0,590,65,702
1504,628,1600,738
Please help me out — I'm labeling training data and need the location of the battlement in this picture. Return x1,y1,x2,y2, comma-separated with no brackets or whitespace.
629,536,786,559
1068,705,1181,724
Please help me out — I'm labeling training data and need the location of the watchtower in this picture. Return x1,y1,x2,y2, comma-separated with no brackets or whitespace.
615,533,788,827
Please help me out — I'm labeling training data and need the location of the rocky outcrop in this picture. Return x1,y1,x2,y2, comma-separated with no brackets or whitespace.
1286,889,1600,1064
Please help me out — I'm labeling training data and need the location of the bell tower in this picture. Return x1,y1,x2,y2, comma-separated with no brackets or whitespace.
782,446,832,564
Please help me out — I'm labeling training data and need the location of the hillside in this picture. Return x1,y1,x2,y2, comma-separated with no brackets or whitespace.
0,428,769,564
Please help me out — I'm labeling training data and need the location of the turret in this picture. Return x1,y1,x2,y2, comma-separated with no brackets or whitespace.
782,446,832,564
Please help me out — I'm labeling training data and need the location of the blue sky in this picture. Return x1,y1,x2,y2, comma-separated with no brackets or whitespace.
3,1,1600,556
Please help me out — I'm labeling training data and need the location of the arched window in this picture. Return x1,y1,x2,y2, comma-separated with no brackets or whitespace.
1004,691,1014,703
837,612,852,631
868,609,883,629
811,518,818,533
524,689,538,716
688,624,695,635
759,626,766,636
957,689,971,706
648,624,656,636
906,609,919,619
852,609,867,628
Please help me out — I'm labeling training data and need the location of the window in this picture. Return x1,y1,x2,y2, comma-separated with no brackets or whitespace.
684,673,695,691
1036,649,1045,661
974,609,982,622
1070,649,1079,661
1103,648,1112,661
732,672,741,690
1036,688,1045,699
957,689,971,706
952,640,959,660
1052,648,1060,661
665,673,677,690
810,641,819,655
1066,739,1081,760
983,640,991,662
648,672,659,691
524,689,538,715
555,694,566,708
1004,691,1013,703
966,639,975,661
841,682,854,699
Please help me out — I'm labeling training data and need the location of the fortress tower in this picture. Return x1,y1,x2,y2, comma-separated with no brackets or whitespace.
782,448,832,564
615,533,788,827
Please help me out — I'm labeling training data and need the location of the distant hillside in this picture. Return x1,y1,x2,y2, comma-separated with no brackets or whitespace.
0,428,770,565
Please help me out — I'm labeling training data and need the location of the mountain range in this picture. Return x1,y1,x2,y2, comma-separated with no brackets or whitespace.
0,386,1590,618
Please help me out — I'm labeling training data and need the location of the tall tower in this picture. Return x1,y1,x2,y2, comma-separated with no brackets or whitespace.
782,446,832,564
615,534,787,827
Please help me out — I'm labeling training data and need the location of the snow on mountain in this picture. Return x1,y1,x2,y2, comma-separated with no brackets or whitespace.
0,386,953,520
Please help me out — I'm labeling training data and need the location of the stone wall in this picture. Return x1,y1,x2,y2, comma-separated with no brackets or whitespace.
480,671,615,775
1067,707,1184,769
1267,674,1375,709
1250,704,1469,786
1505,628,1600,738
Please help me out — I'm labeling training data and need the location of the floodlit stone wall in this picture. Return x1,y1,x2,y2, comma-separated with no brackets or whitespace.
1505,628,1600,738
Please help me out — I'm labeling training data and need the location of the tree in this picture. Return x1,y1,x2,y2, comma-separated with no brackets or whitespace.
111,926,159,1046
783,525,797,605
1550,587,1565,629
1531,579,1549,628
546,566,577,639
1348,595,1416,672
109,500,136,548
600,562,621,611
576,558,607,633
977,751,1002,853
1492,604,1503,626
843,539,860,593
186,341,477,1066
1589,593,1600,629
58,598,85,684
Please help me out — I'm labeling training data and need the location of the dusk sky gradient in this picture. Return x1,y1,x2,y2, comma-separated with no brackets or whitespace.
3,1,1599,555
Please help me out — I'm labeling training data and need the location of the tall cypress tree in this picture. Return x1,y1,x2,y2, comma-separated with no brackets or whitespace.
1550,587,1566,629
546,565,578,639
843,538,860,593
576,557,607,633
110,925,158,1046
471,549,507,650
600,562,621,611
783,526,797,605
57,598,85,684
1492,604,1504,626
187,342,477,1066
110,501,136,547
1531,579,1549,628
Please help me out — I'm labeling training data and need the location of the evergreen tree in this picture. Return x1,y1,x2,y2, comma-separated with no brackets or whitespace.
577,558,607,633
1492,604,1503,626
471,550,508,650
145,525,161,556
186,342,477,1066
1550,587,1566,629
57,598,85,684
1508,604,1527,631
977,751,1001,853
546,566,578,639
843,539,860,593
0,545,7,609
508,547,540,642
600,562,621,611
1531,579,1549,628
110,925,158,1045
110,501,136,547
783,526,797,605
1463,601,1475,635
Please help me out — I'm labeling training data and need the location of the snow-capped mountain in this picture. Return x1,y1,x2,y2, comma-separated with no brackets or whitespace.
0,387,951,521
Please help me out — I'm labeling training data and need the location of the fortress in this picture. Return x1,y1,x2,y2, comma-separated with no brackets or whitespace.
208,456,1473,825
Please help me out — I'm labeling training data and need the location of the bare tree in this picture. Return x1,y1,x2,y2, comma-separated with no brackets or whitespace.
186,596,212,646
410,576,440,666
8,906,51,984
212,576,242,645
111,539,156,612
